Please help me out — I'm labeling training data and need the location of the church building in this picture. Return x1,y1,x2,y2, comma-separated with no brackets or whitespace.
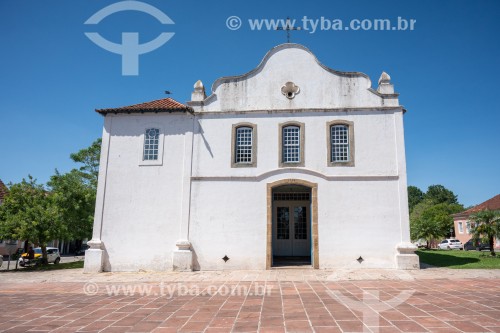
84,44,419,272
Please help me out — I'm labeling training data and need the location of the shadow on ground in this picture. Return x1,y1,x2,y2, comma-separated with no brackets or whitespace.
417,251,479,268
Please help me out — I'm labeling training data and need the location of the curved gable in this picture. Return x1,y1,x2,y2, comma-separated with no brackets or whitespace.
201,44,396,112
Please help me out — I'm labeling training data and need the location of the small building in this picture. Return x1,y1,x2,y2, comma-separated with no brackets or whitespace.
84,44,419,272
453,194,500,248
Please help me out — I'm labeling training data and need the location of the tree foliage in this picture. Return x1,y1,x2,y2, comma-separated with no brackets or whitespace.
470,210,500,256
0,176,67,261
409,184,463,247
408,186,424,213
48,169,95,241
410,201,463,247
424,185,458,205
0,139,101,259
49,139,101,243
70,138,101,189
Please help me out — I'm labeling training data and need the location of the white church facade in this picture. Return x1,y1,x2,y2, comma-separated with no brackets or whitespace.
84,44,419,272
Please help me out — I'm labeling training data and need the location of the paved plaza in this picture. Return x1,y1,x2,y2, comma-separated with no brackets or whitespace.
0,268,499,333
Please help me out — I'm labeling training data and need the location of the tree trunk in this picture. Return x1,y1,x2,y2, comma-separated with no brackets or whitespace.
489,236,496,256
41,245,48,265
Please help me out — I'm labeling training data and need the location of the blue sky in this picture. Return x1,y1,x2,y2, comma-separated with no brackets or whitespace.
0,0,498,207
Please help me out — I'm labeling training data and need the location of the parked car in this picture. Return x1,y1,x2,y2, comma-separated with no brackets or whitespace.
18,247,61,267
414,239,428,248
463,239,491,251
438,239,463,250
0,255,3,267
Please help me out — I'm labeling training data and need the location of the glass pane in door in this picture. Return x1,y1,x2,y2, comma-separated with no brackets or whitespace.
277,207,290,239
294,206,307,239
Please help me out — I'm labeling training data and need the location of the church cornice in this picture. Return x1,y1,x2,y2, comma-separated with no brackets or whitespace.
193,106,405,116
192,167,400,182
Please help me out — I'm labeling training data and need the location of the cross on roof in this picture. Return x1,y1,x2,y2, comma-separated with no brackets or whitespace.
276,17,301,43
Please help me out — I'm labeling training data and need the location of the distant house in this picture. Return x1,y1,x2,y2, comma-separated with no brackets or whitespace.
452,194,500,248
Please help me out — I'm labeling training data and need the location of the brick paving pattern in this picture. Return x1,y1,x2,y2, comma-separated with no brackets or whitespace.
0,277,499,332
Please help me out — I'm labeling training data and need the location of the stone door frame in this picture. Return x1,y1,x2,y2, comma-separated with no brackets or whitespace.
266,179,319,269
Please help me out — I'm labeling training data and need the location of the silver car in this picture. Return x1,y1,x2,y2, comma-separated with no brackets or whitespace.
438,239,463,250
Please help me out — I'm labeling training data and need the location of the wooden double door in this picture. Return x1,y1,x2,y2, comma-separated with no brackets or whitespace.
272,201,311,257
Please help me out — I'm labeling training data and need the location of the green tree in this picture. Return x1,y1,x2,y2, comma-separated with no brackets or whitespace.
0,176,67,263
70,138,101,189
48,169,95,242
49,139,101,252
470,210,500,256
408,186,424,213
410,200,463,248
424,185,458,205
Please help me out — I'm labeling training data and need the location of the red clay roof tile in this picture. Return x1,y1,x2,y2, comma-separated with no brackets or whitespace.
96,97,192,115
454,194,500,218
463,194,500,214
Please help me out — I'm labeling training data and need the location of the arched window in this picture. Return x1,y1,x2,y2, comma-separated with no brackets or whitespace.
331,125,349,162
279,122,305,167
231,123,257,167
282,126,301,163
235,126,253,163
327,120,354,166
143,128,160,161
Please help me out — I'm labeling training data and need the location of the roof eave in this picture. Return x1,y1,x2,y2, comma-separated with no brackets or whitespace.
95,107,194,115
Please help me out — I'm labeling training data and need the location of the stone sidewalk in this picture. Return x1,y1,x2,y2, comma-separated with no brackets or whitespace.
1,266,500,283
0,268,499,332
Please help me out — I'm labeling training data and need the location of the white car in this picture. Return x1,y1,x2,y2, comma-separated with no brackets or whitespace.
18,247,61,266
438,239,463,250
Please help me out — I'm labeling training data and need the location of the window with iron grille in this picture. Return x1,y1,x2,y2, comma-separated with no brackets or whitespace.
273,193,310,201
331,125,349,162
235,127,253,163
282,126,300,163
143,128,160,161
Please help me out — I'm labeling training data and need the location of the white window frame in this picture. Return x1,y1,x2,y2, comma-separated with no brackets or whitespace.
283,126,300,163
279,122,305,167
231,123,257,168
466,221,471,234
139,125,164,166
331,125,349,162
458,222,463,234
327,120,355,167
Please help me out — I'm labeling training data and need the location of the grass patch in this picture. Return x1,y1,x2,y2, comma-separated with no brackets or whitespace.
416,249,500,269
1,260,84,272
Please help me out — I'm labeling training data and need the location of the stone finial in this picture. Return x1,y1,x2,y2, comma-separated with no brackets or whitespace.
191,80,206,102
194,80,204,91
377,71,394,94
378,71,391,85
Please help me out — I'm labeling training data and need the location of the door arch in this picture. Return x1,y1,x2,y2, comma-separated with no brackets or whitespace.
266,179,318,269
